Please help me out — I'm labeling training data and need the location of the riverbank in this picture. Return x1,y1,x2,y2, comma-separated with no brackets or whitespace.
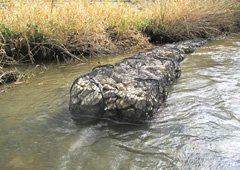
1,0,240,84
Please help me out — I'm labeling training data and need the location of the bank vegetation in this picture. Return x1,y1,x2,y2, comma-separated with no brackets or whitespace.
0,0,240,84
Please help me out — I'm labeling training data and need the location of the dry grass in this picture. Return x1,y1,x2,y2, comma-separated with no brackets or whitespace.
0,0,239,65
0,64,47,86
0,66,20,84
143,0,239,42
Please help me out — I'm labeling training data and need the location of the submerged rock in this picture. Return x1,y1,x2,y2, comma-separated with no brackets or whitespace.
69,39,207,122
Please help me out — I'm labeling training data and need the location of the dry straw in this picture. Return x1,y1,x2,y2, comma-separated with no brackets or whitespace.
0,0,239,64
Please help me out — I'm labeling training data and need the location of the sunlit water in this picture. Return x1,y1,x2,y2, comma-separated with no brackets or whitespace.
0,34,240,169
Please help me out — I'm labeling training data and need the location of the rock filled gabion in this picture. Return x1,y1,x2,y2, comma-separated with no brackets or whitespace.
69,39,207,122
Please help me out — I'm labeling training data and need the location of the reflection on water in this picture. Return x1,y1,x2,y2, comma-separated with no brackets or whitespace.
0,35,240,169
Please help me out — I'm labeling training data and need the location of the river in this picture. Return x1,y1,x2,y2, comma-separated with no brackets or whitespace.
0,34,240,169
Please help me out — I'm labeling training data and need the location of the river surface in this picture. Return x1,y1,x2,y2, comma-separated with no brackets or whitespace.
0,34,240,170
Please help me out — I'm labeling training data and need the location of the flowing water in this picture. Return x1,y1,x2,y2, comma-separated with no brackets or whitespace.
0,34,240,170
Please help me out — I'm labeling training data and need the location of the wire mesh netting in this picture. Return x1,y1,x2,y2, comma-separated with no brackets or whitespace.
69,39,207,122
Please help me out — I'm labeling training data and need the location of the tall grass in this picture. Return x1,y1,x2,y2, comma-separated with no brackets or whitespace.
0,0,239,65
144,0,240,42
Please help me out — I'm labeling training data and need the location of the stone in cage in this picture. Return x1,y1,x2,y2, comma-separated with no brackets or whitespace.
69,39,207,122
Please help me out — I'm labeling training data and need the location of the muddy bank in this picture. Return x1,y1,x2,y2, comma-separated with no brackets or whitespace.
69,39,207,122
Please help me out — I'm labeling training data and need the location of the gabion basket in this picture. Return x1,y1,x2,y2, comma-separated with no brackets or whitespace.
69,39,207,122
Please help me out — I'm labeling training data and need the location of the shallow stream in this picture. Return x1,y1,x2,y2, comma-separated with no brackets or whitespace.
0,34,240,169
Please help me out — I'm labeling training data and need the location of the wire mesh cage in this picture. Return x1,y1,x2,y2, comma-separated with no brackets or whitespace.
69,39,208,122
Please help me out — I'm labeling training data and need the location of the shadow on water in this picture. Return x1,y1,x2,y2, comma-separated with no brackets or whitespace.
47,107,152,133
